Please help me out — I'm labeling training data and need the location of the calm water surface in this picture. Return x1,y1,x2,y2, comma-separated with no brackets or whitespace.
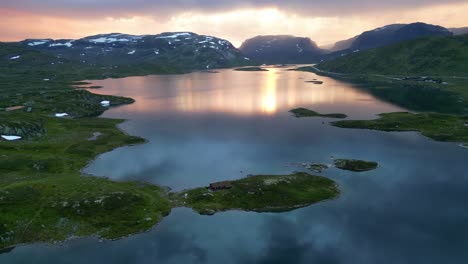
2,67,468,263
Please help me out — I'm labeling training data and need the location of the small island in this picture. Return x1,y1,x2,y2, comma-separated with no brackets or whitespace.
290,108,347,119
299,162,330,173
171,172,339,215
305,80,324,84
234,67,269,71
334,159,378,172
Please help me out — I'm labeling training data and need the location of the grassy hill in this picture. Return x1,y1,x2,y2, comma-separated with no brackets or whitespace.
317,34,468,76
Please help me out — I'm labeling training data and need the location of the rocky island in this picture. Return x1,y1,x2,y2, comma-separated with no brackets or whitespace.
334,159,379,172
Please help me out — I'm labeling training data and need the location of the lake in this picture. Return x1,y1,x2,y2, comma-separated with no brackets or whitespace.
2,67,468,263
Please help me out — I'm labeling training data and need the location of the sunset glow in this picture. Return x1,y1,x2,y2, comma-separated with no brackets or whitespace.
1,2,467,46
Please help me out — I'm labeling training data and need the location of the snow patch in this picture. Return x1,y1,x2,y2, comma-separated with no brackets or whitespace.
28,41,48,46
128,50,136,55
10,56,20,60
1,135,22,141
155,32,192,39
89,37,130,43
49,42,73,48
55,113,69,117
100,100,110,107
296,44,303,53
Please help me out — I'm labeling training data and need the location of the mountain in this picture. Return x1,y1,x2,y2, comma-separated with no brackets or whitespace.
316,34,468,76
449,27,468,35
239,35,325,64
328,36,357,52
17,32,250,70
349,22,452,51
329,23,452,53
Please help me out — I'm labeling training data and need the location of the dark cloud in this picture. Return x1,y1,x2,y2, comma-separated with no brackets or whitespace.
2,0,466,18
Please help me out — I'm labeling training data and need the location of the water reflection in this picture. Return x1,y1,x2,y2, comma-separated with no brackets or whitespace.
87,68,401,117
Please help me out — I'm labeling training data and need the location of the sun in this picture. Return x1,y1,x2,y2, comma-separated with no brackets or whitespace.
259,8,281,23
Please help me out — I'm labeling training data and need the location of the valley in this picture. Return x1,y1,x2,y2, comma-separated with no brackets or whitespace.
1,15,468,263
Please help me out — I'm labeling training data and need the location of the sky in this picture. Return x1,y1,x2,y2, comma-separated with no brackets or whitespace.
1,0,467,47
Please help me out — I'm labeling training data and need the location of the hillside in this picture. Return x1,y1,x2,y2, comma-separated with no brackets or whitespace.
317,34,468,76
329,22,452,53
239,35,325,64
13,32,251,71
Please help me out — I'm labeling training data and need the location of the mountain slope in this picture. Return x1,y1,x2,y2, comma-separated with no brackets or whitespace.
329,36,357,52
17,32,251,70
317,34,468,76
450,27,468,35
239,35,325,64
330,22,452,53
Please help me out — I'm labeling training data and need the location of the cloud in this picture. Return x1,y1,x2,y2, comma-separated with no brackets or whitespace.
1,1,468,45
2,0,467,19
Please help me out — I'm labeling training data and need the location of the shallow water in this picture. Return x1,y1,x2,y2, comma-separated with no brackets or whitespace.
3,68,468,263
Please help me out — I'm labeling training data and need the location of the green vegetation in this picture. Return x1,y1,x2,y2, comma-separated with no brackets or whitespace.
0,42,181,249
334,159,378,172
290,108,347,119
332,112,468,146
318,35,468,76
234,67,269,71
0,114,173,249
302,35,468,114
171,172,339,215
0,42,340,250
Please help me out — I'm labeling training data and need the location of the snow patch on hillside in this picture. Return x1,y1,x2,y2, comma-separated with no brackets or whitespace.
49,42,73,48
155,32,193,39
28,41,49,46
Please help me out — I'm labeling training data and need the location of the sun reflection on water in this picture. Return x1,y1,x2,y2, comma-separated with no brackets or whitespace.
88,67,389,116
261,69,278,114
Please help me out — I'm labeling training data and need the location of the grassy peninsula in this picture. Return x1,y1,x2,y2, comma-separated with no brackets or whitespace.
171,172,339,215
332,112,468,146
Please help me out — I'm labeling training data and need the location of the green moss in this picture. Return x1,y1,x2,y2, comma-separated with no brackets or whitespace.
234,67,269,71
0,114,172,249
290,108,347,119
332,112,468,145
171,172,339,215
334,159,378,172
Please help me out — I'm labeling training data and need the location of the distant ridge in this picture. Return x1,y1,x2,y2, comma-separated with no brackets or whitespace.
449,27,468,35
239,35,325,64
15,32,251,70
